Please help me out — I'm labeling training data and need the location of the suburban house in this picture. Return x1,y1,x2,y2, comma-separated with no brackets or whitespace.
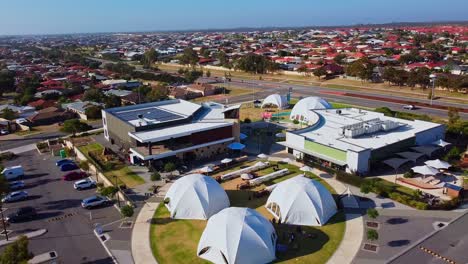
62,101,103,120
26,107,71,126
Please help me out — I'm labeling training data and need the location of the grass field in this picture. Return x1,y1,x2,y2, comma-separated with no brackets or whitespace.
78,142,145,187
151,161,345,264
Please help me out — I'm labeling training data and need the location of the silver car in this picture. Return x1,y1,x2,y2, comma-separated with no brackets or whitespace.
9,181,25,190
2,191,28,203
73,178,96,190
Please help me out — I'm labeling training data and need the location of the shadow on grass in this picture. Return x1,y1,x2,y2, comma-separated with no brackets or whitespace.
274,224,330,262
225,189,268,209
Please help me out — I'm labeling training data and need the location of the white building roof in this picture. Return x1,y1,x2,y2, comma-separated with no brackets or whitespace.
265,176,337,226
164,174,229,220
197,207,276,264
129,122,232,143
294,108,442,152
290,97,332,124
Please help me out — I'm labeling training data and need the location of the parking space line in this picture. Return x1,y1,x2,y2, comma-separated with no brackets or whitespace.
47,212,78,223
101,217,128,228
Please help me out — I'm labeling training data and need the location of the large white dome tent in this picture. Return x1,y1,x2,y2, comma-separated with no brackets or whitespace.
261,94,288,109
197,207,277,264
290,97,332,124
265,176,337,226
164,174,230,220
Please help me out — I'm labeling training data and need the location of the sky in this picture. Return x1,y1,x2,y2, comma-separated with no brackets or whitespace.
1,0,467,35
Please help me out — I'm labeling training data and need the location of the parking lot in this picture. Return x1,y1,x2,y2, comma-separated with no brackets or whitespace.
0,150,124,264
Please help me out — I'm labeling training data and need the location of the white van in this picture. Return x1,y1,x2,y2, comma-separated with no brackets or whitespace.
2,166,24,180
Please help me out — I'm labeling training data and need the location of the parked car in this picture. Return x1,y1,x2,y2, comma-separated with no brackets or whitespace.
60,163,78,172
56,159,74,167
81,196,109,209
62,171,87,181
5,206,37,223
403,104,416,110
73,178,96,190
2,191,28,203
1,165,24,180
9,181,25,190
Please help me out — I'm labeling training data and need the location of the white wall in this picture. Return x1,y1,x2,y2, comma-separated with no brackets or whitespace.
346,149,371,174
414,123,445,146
285,132,305,149
102,110,109,141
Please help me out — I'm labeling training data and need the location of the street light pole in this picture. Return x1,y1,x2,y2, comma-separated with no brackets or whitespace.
429,74,436,106
0,203,8,241
114,176,121,208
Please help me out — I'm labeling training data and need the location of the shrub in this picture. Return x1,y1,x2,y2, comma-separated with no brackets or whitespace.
164,162,176,172
293,119,299,125
244,118,251,123
164,197,170,204
96,182,104,189
99,186,118,197
151,172,161,181
443,147,461,162
403,171,414,178
367,208,379,219
120,205,134,217
367,229,379,241
0,152,16,161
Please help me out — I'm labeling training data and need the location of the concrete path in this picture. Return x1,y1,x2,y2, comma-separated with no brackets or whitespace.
131,202,159,264
0,143,36,154
0,229,47,247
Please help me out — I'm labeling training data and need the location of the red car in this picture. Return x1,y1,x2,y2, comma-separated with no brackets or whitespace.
62,171,87,181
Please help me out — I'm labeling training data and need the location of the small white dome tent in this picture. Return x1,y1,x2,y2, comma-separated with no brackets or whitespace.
261,94,288,109
197,207,277,264
164,174,229,220
290,97,332,124
265,176,337,226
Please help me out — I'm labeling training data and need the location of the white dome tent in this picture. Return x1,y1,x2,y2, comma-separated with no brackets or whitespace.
197,207,277,264
265,176,337,226
290,97,332,124
164,174,230,220
261,94,288,109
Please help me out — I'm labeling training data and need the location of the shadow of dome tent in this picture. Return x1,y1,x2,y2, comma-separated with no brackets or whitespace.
164,174,229,220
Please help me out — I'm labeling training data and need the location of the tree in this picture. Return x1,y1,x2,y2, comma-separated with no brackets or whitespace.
61,119,92,135
164,162,176,172
84,105,102,119
103,94,122,108
367,229,379,241
120,205,134,217
1,108,17,121
0,71,16,96
179,48,199,65
184,70,203,83
313,67,327,80
141,48,159,68
235,53,279,74
151,172,161,181
360,180,373,194
0,236,33,263
217,51,228,66
333,54,346,65
443,147,461,162
146,86,169,102
83,88,105,103
206,70,211,78
99,186,118,198
366,208,379,220
79,160,90,173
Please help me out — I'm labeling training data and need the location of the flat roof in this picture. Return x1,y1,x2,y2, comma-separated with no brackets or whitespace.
293,108,442,152
105,99,201,127
129,122,232,143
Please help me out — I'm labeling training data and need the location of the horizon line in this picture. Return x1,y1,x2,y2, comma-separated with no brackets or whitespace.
1,20,467,38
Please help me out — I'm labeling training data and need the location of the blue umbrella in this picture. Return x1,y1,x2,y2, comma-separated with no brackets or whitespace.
239,133,248,140
227,142,246,150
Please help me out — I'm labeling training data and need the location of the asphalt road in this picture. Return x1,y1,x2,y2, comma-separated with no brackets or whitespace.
0,150,119,264
389,212,468,264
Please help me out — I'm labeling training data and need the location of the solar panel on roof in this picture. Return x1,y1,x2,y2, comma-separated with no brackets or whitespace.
116,107,182,123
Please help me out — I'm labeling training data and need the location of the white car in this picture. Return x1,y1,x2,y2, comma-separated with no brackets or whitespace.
73,178,96,190
403,104,415,110
2,191,28,203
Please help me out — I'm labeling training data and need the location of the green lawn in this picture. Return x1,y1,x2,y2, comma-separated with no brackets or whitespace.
78,142,145,187
150,161,345,264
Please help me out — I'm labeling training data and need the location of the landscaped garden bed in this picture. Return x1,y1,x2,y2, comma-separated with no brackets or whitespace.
365,221,380,229
362,243,379,253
